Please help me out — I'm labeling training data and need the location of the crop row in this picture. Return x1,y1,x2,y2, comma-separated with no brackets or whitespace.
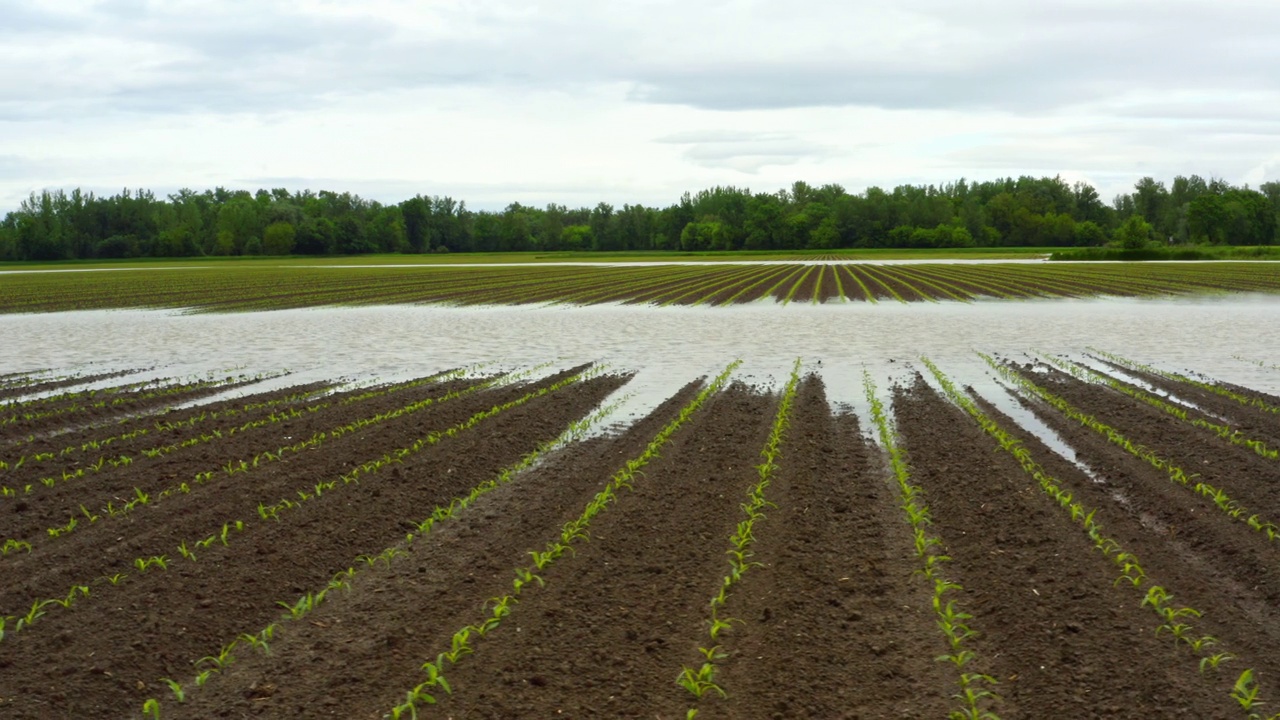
0,365,579,648
1090,349,1280,417
984,354,1280,546
866,372,999,720
676,358,801,716
4,358,1280,718
2,262,1279,311
1040,354,1278,460
378,360,741,719
0,366,535,591
924,358,1275,718
0,371,267,431
143,387,637,717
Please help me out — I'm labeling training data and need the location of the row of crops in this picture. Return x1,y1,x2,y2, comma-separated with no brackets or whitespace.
1,354,1279,718
2,261,1280,311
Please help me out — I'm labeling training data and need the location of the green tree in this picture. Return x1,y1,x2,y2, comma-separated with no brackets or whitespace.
560,224,593,251
262,222,297,255
1116,215,1153,250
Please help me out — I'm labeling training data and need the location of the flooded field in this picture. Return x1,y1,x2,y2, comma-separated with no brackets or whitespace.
2,294,1280,718
2,295,1278,405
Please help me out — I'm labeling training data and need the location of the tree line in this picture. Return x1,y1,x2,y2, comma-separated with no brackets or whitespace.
1,175,1277,261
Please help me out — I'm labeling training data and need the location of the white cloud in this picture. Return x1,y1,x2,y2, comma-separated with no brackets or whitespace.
1,0,1278,211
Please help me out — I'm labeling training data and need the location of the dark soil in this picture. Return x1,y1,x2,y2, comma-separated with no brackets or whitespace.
894,376,1231,718
996,364,1280,673
0,369,145,404
706,376,947,719
0,367,626,718
1087,357,1280,446
3,362,1278,719
0,379,334,489
427,382,778,719
0,375,265,441
1026,362,1280,525
167,379,709,719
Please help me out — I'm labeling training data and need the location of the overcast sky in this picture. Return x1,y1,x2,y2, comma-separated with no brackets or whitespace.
2,0,1278,211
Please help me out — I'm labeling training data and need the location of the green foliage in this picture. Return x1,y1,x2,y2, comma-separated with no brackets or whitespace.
1116,215,1153,250
7,173,1273,261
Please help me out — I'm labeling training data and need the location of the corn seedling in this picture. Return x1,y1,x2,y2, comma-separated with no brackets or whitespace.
1201,652,1234,673
677,663,728,699
866,368,999,719
1234,669,1265,712
161,678,185,702
931,355,1258,715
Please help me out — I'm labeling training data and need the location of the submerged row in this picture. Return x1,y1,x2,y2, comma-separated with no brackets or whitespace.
2,261,1280,311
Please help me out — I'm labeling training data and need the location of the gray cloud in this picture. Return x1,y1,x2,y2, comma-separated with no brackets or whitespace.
2,0,1278,208
4,0,1279,118
657,131,830,172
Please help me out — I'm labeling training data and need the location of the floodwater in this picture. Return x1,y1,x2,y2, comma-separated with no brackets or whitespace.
2,294,1278,413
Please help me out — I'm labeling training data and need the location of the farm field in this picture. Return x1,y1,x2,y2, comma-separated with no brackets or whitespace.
0,247,1065,271
2,352,1280,718
2,260,1280,312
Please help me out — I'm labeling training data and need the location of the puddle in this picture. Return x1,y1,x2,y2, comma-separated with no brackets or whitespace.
1066,355,1229,421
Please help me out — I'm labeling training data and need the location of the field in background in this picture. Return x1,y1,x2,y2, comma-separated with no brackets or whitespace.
0,247,1061,270
3,260,1280,312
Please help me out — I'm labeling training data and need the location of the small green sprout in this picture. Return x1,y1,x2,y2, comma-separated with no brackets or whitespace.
161,678,185,702
676,663,726,699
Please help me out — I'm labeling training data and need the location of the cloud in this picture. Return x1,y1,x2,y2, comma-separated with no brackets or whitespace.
2,0,1278,212
4,0,1279,119
656,131,830,172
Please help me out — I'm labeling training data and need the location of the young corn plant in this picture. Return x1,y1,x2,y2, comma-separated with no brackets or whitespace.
981,354,1278,545
377,361,742,720
865,369,1000,720
929,355,1255,714
677,358,800,713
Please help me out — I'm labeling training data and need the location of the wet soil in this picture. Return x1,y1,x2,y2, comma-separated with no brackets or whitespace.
706,377,946,719
0,367,626,718
168,379,710,719
4,363,1280,719
894,376,1231,718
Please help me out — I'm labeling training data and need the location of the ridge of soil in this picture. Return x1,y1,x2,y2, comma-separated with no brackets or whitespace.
426,383,777,719
168,379,709,719
894,376,1230,718
706,376,948,719
0,371,626,718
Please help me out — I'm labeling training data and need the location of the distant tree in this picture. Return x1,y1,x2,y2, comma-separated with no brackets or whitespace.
262,222,296,255
295,218,335,255
336,216,375,254
559,224,594,251
211,230,237,256
1116,215,1153,250
1073,221,1108,246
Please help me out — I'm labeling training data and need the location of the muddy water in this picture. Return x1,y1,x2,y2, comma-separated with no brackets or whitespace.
1,295,1278,414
